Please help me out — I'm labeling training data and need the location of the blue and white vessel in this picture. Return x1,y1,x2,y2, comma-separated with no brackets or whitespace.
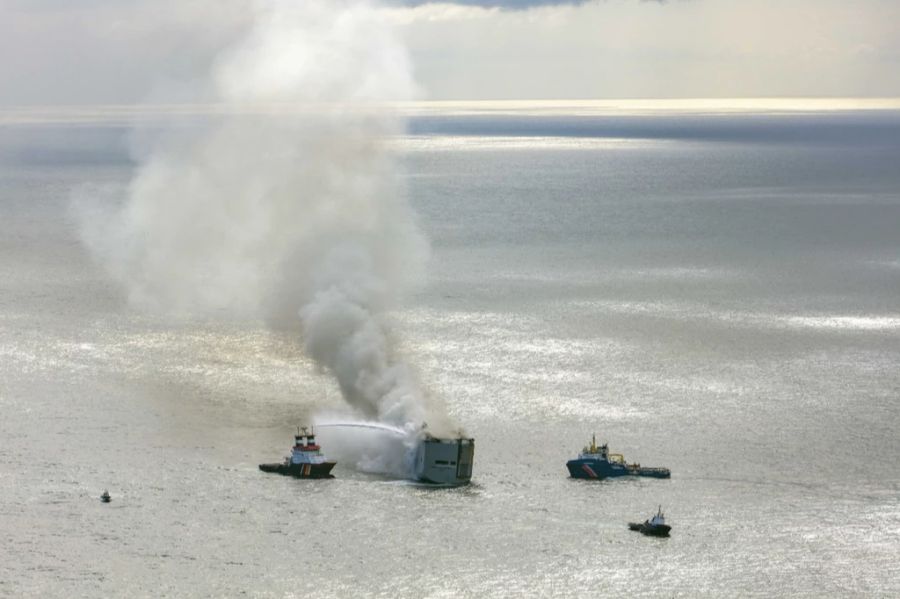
566,434,670,480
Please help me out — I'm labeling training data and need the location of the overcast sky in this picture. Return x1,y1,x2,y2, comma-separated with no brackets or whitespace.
1,0,898,105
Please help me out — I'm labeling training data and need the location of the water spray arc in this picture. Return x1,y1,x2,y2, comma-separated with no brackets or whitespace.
314,422,409,436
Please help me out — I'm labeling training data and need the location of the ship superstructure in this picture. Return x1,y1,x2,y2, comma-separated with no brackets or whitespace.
566,434,670,480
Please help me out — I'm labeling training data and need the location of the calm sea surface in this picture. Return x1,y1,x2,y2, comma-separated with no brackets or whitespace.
1,106,899,597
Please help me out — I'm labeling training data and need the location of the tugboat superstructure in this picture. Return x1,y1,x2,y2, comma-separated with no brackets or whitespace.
566,434,670,480
259,427,336,479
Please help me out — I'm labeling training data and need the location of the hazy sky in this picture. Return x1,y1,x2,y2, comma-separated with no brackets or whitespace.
1,0,898,104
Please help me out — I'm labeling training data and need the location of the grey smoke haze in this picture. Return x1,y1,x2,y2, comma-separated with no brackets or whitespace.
406,0,671,6
398,0,593,7
75,0,454,435
2,0,898,104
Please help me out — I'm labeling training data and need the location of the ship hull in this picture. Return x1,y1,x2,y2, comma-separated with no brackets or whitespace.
259,462,336,479
628,522,671,537
417,475,472,486
566,459,670,480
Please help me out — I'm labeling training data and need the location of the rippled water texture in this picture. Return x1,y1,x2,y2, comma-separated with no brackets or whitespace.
1,105,899,597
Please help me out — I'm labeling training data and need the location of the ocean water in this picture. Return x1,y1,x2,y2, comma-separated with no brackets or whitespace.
1,104,899,597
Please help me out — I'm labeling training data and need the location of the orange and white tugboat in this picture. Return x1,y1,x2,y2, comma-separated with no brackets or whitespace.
259,427,336,479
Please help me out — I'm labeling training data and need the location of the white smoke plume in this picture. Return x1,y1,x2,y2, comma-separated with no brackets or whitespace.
76,0,456,437
313,417,419,478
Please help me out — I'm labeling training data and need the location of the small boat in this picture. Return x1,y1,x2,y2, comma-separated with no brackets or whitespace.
259,426,336,479
566,434,670,480
100,490,111,503
628,506,671,537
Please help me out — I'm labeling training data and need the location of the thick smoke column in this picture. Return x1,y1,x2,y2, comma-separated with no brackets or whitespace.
77,0,453,435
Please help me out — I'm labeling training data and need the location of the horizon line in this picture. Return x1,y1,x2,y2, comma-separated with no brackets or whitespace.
2,97,900,126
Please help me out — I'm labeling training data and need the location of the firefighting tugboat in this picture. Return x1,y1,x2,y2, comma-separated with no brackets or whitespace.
259,427,336,479
629,506,671,537
566,434,670,480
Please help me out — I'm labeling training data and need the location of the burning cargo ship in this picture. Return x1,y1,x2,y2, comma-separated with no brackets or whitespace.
414,434,475,486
